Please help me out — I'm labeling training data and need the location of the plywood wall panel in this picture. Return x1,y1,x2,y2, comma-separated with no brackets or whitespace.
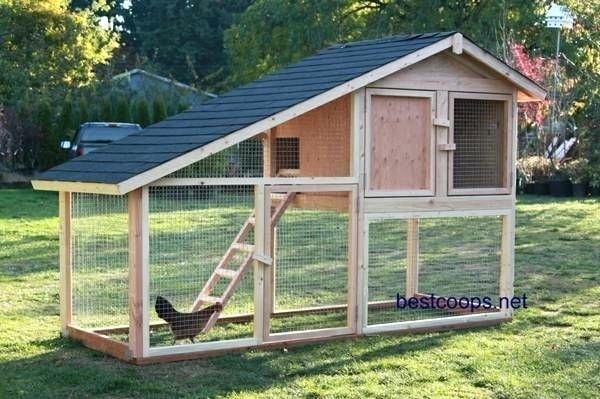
369,95,432,192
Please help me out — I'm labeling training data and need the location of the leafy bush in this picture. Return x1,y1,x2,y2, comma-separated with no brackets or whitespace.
561,158,589,184
517,156,552,183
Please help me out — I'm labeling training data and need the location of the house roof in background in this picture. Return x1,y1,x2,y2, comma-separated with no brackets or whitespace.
112,68,218,99
33,32,545,195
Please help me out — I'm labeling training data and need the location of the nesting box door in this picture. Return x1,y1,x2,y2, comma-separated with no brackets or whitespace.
366,89,436,196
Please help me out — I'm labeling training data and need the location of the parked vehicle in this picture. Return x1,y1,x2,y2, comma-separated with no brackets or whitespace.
60,122,142,157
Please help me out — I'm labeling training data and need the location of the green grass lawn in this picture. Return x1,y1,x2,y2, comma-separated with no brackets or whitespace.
0,188,598,398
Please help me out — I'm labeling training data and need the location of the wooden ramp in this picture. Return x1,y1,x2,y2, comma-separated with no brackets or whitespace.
190,192,295,333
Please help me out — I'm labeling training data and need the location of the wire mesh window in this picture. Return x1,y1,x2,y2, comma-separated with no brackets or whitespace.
71,193,129,334
270,191,350,334
167,138,263,178
453,99,506,189
275,137,300,174
367,215,502,326
148,185,255,347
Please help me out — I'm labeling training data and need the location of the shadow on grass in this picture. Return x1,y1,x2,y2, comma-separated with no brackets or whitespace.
0,332,451,398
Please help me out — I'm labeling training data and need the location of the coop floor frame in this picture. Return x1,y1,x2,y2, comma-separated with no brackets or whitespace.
60,183,515,364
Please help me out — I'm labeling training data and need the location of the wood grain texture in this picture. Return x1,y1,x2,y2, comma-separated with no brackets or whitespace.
369,94,432,192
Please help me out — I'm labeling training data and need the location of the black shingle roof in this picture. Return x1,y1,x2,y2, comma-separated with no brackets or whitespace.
37,32,455,185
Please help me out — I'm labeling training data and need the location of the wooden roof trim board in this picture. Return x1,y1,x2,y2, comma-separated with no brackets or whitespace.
460,39,546,101
31,32,546,195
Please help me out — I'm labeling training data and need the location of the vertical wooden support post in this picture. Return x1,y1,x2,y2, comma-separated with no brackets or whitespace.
500,210,515,316
128,187,149,359
435,90,449,196
270,226,277,313
353,88,367,333
346,186,358,332
253,184,268,342
405,219,420,297
59,191,72,336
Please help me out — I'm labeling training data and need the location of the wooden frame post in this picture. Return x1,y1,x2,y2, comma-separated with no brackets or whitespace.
59,191,72,336
353,88,367,333
128,187,149,359
500,210,515,316
254,184,268,342
405,219,419,297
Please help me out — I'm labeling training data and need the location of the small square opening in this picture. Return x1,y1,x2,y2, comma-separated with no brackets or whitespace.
275,137,300,175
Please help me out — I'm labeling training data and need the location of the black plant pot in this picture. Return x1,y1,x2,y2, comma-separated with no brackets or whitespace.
533,181,549,195
572,183,587,198
524,183,535,194
549,180,572,197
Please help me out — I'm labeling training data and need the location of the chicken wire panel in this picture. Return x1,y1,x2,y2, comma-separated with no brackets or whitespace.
367,216,502,326
167,138,263,178
453,99,506,189
148,185,255,347
71,193,128,332
270,191,350,334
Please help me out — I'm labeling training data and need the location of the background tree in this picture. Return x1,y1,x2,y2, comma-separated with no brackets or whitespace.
0,0,119,105
121,0,251,89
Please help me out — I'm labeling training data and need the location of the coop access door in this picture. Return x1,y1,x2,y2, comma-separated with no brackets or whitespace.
264,186,357,341
448,93,513,195
366,89,436,197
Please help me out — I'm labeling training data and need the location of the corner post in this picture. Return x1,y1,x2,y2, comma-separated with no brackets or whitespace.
59,191,72,336
128,187,149,359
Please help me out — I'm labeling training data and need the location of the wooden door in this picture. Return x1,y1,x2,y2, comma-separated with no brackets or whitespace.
366,89,436,196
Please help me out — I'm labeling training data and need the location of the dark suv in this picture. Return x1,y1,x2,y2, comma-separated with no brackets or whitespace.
60,122,142,158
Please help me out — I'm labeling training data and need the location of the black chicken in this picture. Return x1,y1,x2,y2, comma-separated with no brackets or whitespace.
155,295,222,343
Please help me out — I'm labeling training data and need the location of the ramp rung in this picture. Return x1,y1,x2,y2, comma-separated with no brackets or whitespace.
215,268,237,278
197,295,223,305
231,243,255,253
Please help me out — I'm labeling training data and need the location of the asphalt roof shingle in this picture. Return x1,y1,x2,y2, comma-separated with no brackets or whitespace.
37,32,455,185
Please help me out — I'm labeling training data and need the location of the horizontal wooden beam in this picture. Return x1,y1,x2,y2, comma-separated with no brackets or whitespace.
364,196,513,214
67,325,132,362
151,177,358,187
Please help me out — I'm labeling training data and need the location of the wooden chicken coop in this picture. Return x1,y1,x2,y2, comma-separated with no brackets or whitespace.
33,32,545,364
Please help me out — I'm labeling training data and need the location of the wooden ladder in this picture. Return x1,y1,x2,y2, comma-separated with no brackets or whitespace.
190,191,296,333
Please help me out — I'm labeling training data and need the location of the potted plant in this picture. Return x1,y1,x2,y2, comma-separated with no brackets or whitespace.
562,158,589,197
548,163,572,197
517,156,552,195
588,165,600,196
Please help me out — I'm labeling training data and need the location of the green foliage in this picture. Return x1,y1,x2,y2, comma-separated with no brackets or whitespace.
36,101,67,171
151,95,168,123
113,95,131,122
132,97,151,127
123,0,251,88
98,95,113,121
0,0,118,106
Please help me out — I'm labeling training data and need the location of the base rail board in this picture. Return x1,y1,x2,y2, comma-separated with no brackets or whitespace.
66,325,131,361
413,293,501,316
93,301,399,336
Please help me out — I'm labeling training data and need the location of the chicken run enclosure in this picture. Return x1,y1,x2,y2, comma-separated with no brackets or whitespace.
33,32,545,363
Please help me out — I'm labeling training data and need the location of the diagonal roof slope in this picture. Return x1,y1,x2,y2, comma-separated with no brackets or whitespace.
33,32,545,194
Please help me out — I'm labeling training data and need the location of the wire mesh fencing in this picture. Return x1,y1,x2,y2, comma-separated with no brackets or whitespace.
148,185,255,346
453,98,506,189
269,191,351,334
367,215,502,326
71,193,129,336
167,138,263,178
